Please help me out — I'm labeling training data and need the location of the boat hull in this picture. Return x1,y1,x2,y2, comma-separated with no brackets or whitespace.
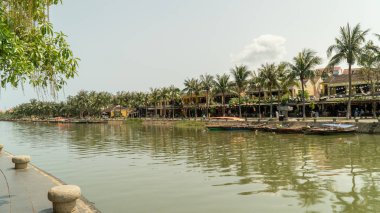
206,126,254,131
304,128,357,135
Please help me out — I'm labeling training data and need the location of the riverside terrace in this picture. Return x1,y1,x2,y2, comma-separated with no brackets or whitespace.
134,67,380,118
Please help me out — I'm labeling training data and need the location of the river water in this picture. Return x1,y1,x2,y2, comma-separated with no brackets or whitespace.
1,121,380,212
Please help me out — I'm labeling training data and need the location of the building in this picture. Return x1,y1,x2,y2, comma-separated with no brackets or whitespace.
102,106,130,118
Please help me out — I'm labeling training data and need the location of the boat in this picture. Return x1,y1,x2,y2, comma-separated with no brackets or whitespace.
304,123,358,135
206,124,254,131
272,127,306,134
209,117,245,121
260,124,306,134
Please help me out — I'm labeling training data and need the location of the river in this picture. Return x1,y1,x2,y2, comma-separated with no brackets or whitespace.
1,121,380,213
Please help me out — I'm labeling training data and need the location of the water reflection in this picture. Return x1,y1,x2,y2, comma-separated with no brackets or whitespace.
2,122,380,212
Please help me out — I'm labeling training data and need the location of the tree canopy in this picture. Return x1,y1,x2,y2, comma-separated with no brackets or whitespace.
0,0,79,93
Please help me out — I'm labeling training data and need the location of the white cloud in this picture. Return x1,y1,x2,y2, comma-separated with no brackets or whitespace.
231,34,287,68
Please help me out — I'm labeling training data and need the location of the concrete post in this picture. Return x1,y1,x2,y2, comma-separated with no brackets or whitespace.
48,185,81,213
11,155,31,169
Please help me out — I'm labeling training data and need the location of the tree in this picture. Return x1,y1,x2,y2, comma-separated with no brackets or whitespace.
327,23,369,119
149,88,160,118
213,74,231,116
250,70,265,118
289,49,322,119
87,91,112,117
358,41,380,118
183,78,202,119
275,63,297,107
0,0,79,93
200,74,214,118
159,87,170,118
141,92,150,118
67,90,90,118
259,63,279,118
168,85,181,119
230,65,250,117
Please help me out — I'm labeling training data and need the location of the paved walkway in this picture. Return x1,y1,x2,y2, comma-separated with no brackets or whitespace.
0,151,100,213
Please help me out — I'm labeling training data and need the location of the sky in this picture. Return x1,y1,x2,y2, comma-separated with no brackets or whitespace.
1,0,380,109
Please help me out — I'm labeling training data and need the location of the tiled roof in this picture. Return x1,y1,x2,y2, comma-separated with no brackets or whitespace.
324,73,365,85
342,68,361,75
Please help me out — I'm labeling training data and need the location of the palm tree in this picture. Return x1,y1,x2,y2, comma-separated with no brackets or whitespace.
74,90,90,118
149,88,160,118
183,78,202,119
200,74,214,118
134,92,147,118
159,87,170,118
327,23,369,119
289,49,322,119
230,65,250,117
250,70,265,119
359,41,380,118
275,63,296,106
168,85,181,119
183,78,194,118
141,92,150,118
259,63,279,118
213,74,231,116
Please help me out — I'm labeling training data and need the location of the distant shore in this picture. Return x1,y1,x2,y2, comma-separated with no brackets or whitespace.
1,117,380,134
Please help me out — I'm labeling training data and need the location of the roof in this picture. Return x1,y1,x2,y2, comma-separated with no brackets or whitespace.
323,73,366,85
102,105,129,113
316,66,342,73
342,68,361,75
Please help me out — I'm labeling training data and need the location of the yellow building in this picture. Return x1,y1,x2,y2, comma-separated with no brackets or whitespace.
103,106,130,118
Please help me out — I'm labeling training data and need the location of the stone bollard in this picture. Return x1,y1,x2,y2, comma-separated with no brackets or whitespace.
48,185,81,213
0,144,3,152
12,155,31,169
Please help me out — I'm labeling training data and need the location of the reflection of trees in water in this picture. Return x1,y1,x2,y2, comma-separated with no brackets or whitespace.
327,135,380,213
18,123,380,212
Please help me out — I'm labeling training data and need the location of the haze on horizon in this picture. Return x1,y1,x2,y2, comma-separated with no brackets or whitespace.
1,0,380,109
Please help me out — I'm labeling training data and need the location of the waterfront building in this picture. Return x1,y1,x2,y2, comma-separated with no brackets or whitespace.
137,67,380,118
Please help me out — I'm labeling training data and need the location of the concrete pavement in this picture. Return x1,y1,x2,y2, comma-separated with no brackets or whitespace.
0,151,100,213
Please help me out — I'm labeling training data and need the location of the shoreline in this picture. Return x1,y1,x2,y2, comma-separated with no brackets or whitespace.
1,117,380,134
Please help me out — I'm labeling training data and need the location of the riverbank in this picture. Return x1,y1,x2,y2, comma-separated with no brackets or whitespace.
140,118,380,134
0,150,101,213
1,117,380,133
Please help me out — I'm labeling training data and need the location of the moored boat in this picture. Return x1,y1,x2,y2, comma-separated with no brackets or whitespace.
206,124,256,131
273,127,306,134
209,117,245,121
304,123,357,135
258,124,306,134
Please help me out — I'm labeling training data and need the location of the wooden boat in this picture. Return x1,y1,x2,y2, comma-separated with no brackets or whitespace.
206,124,254,131
304,124,357,135
261,125,306,134
209,117,245,121
273,127,306,134
206,124,262,131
